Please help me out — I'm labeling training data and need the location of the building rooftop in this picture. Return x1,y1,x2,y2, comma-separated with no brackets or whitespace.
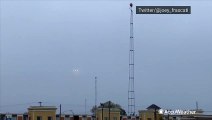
28,106,57,110
146,104,161,110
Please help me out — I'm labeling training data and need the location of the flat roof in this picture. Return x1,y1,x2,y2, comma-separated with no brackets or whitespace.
28,106,57,110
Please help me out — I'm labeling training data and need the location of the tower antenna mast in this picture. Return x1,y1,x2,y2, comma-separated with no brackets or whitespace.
128,3,135,116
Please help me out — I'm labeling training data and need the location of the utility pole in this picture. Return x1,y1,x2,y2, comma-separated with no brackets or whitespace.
154,108,156,120
95,76,98,117
128,3,135,116
109,101,111,120
85,98,87,115
101,103,104,120
60,104,61,120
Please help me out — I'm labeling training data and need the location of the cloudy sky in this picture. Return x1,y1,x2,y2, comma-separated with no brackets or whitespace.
0,0,212,114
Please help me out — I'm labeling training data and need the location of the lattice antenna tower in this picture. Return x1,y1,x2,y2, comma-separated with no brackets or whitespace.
128,3,135,116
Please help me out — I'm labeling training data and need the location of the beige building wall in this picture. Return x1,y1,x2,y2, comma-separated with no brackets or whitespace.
139,110,162,120
96,108,120,120
28,106,57,120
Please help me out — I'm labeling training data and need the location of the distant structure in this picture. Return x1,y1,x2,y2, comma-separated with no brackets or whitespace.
128,3,135,116
196,101,199,110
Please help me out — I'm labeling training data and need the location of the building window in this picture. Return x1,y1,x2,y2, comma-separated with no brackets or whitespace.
113,117,117,120
48,117,52,120
104,117,108,120
37,116,42,120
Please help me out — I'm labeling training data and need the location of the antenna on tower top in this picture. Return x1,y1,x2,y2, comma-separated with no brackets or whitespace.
130,3,133,8
38,101,42,107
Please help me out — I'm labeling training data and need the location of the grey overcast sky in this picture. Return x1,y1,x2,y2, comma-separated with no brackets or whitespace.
0,0,212,114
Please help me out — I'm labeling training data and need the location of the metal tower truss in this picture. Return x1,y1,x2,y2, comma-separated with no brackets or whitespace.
128,3,135,116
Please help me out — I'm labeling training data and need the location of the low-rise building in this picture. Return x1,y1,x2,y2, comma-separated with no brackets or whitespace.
139,104,163,120
28,106,57,120
96,108,120,120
